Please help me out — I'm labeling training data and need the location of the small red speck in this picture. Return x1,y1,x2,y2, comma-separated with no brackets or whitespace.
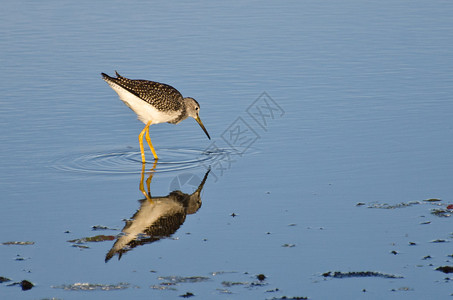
446,204,453,210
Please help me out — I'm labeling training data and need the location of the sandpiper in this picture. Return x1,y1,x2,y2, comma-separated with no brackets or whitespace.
102,71,210,163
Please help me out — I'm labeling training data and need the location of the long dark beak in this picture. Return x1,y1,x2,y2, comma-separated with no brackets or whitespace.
195,116,211,140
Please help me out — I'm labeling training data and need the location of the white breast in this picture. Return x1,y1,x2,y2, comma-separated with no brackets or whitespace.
106,81,176,125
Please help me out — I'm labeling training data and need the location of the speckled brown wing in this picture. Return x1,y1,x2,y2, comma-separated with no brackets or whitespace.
104,72,184,112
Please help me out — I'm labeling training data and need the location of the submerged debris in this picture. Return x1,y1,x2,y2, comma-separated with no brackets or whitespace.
158,276,211,284
424,198,442,202
249,281,267,287
362,199,451,218
216,288,233,294
150,285,177,291
430,239,447,243
160,282,177,286
222,281,247,287
152,271,272,295
14,255,28,261
267,297,308,300
1,241,35,246
436,266,453,274
211,271,238,276
367,201,421,209
391,286,414,292
221,280,267,289
72,244,90,249
431,209,451,218
322,271,403,279
68,235,115,244
154,275,211,292
92,225,117,231
52,282,130,291
0,276,11,283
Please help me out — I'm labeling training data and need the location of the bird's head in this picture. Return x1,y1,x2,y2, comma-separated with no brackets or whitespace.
184,97,210,140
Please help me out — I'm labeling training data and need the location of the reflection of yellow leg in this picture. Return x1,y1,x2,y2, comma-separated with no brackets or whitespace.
139,161,158,203
139,164,149,199
146,160,157,193
145,123,158,160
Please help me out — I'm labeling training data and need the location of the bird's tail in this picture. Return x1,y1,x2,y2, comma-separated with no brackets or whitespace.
101,71,122,81
101,72,113,80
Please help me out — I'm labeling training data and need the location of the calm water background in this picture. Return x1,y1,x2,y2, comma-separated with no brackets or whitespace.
1,1,452,299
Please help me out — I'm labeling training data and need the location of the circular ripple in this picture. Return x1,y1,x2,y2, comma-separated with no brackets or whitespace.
51,147,236,175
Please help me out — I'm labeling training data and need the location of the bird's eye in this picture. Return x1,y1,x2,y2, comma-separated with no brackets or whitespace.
196,107,199,110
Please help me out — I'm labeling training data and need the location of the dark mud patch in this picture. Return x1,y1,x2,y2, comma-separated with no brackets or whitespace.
7,280,34,291
179,291,195,298
322,271,403,279
436,266,453,274
257,274,266,281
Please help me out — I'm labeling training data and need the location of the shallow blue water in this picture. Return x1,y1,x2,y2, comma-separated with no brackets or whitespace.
1,1,453,299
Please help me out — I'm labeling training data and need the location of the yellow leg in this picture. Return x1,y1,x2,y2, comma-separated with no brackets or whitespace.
145,123,158,160
138,124,148,163
138,121,158,163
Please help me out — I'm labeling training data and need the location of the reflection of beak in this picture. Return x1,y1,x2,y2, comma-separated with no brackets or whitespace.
195,115,211,140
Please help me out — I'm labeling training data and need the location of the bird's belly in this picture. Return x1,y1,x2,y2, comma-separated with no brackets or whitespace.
109,83,176,125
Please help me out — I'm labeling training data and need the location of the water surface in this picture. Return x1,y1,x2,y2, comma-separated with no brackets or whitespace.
1,1,453,299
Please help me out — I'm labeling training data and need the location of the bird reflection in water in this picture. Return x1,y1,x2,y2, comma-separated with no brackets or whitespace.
105,162,210,262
